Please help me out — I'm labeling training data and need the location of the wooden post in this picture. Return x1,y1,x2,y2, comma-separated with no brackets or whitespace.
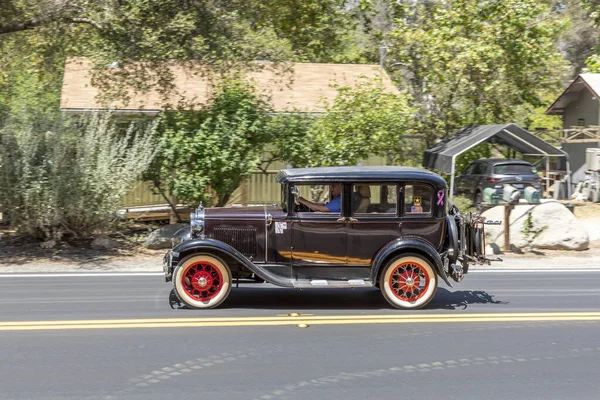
504,204,513,251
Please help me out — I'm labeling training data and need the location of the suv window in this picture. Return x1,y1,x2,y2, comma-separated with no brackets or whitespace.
404,184,433,215
473,163,486,174
463,163,476,174
493,163,536,175
351,184,397,215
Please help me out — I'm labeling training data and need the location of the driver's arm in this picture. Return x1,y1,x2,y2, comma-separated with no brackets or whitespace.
298,197,330,212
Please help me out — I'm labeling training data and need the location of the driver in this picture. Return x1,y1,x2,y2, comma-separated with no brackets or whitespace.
297,183,342,212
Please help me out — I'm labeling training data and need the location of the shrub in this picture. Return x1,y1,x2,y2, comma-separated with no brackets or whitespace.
0,112,158,240
451,195,476,214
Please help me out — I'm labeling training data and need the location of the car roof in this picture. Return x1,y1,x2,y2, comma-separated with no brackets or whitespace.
277,166,447,187
477,158,533,166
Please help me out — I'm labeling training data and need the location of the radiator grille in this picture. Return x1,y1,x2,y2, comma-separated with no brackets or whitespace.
212,226,257,258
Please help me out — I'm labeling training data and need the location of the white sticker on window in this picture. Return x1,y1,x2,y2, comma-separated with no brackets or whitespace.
275,222,287,234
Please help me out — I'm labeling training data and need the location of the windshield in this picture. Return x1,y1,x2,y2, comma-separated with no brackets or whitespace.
493,163,536,175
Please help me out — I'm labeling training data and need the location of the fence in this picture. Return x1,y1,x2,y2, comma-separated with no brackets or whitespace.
121,156,390,210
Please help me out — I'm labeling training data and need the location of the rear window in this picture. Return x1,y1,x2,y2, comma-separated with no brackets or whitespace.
404,184,432,215
493,164,536,175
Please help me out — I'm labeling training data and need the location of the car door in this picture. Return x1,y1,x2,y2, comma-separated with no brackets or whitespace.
465,162,485,197
290,183,348,266
347,183,401,266
472,162,488,194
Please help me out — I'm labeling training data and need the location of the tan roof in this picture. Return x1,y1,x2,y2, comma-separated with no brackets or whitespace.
60,57,398,113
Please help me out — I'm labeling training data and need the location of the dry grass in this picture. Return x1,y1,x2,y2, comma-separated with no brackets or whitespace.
568,201,600,219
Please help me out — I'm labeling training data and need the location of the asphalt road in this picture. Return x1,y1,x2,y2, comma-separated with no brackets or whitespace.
0,271,599,400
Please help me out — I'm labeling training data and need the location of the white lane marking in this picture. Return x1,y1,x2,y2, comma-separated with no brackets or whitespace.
0,273,163,278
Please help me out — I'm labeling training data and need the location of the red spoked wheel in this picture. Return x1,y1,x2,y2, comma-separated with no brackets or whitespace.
380,254,437,309
173,254,232,309
182,262,223,301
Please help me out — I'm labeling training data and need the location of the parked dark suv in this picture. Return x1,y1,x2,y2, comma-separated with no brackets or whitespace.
455,159,542,208
163,167,489,310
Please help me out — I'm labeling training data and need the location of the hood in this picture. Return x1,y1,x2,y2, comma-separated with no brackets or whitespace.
205,204,283,220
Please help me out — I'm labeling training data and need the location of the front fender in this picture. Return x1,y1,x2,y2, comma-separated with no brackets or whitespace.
165,238,284,285
370,237,452,288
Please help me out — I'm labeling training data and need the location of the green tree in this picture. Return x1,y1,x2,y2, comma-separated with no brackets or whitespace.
0,0,365,109
259,77,414,169
311,78,415,166
146,79,270,210
386,0,570,144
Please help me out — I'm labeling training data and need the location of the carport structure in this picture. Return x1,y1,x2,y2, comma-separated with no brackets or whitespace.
422,123,571,198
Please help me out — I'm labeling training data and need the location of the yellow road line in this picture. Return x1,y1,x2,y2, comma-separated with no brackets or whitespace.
1,312,600,331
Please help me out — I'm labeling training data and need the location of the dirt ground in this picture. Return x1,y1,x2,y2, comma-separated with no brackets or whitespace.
0,222,165,267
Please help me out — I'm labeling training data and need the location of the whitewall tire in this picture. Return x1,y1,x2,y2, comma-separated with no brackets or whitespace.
173,254,232,309
380,254,438,309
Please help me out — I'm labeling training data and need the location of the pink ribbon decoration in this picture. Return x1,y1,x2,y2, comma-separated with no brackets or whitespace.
437,189,445,206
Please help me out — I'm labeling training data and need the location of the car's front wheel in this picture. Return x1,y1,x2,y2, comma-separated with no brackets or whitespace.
173,254,232,309
380,254,438,309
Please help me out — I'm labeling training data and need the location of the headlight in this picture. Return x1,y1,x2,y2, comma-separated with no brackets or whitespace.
191,219,204,234
190,202,205,238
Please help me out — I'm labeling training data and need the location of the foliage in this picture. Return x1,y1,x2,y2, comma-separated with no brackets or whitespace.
557,0,600,74
450,195,476,214
521,211,548,246
310,78,414,166
386,0,570,144
454,143,493,176
146,79,270,208
258,78,415,169
0,112,158,240
0,0,365,106
259,113,318,170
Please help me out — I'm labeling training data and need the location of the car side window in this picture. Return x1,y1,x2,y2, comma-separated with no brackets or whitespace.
293,183,342,215
404,184,433,215
463,163,476,175
351,184,397,215
473,163,486,175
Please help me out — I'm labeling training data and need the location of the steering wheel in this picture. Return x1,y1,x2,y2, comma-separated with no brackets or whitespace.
294,203,311,212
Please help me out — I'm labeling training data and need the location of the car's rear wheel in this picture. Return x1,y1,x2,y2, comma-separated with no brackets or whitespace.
380,254,438,309
173,254,232,309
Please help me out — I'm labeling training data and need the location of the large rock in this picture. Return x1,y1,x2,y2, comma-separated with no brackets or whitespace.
483,202,589,251
145,223,189,250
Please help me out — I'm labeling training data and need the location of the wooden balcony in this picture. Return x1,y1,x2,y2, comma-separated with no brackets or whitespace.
536,126,600,144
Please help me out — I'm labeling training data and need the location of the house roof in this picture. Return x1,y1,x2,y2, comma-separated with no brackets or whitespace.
546,73,600,115
422,124,567,172
60,57,398,114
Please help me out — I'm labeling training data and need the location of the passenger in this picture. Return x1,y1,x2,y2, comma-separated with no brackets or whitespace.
298,183,342,212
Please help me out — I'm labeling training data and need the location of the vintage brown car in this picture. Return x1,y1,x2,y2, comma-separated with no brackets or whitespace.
163,166,488,310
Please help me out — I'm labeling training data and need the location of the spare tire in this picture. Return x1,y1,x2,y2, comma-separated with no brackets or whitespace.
471,227,483,256
444,215,459,265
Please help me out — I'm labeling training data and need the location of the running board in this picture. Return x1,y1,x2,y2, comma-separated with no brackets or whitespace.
291,279,374,288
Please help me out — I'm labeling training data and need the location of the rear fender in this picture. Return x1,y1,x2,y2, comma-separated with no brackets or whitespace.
371,237,452,288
